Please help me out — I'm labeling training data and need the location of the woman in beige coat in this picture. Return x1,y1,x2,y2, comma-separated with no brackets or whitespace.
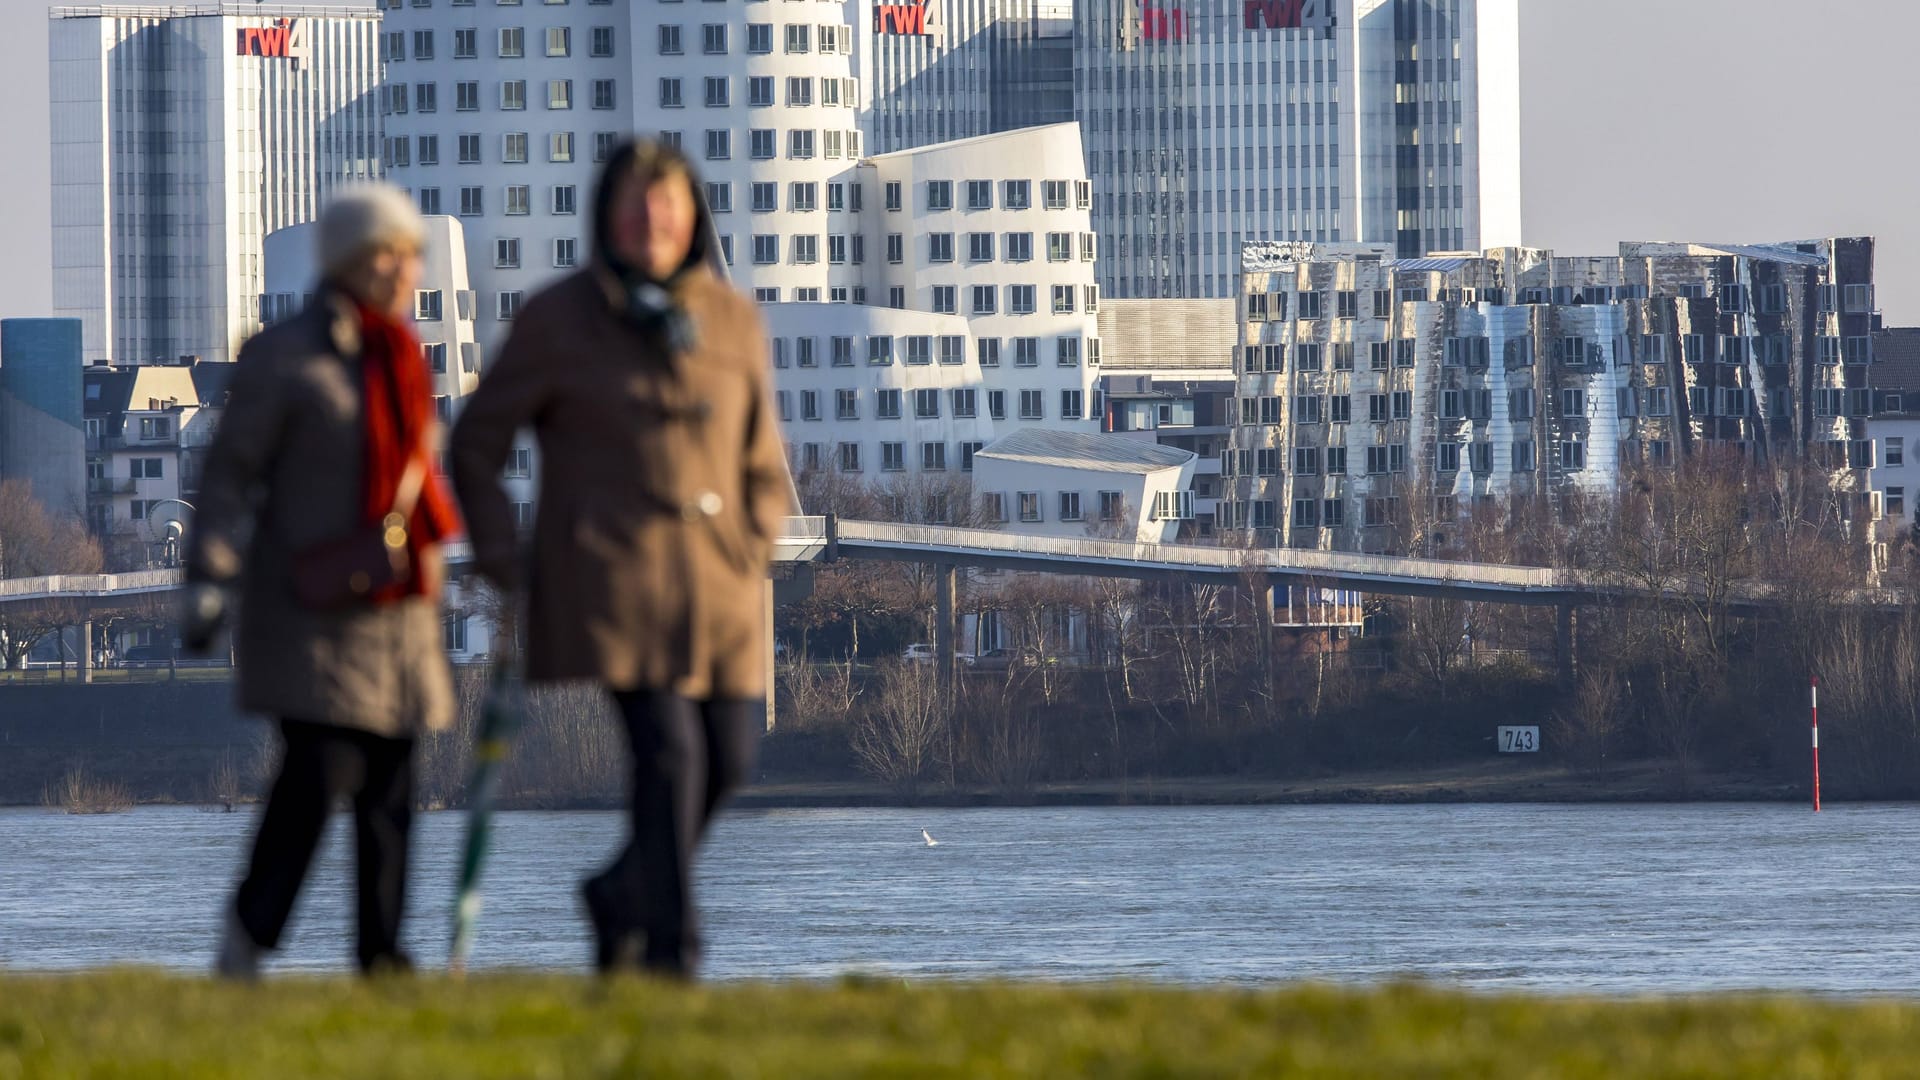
450,140,787,976
184,186,461,977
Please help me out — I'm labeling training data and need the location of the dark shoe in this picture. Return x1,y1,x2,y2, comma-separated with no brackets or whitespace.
581,876,642,973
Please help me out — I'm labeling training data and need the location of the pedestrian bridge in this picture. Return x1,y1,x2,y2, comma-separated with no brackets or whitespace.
0,514,1892,613
0,514,1591,609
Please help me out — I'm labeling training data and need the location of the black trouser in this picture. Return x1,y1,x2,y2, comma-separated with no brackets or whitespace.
233,718,415,973
588,690,763,975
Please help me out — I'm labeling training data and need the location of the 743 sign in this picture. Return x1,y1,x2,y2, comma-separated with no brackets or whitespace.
1497,726,1540,753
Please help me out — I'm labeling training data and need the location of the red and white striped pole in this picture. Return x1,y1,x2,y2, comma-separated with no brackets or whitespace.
1810,676,1822,813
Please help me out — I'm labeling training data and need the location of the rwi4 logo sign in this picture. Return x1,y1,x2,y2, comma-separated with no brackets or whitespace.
1141,5,1186,41
236,19,309,64
1242,0,1336,32
874,0,945,43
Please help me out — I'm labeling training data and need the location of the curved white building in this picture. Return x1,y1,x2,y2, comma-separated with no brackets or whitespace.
378,2,1103,489
261,216,483,412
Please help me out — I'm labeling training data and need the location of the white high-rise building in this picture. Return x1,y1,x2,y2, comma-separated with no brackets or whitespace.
863,0,1521,300
49,4,384,365
378,2,1105,490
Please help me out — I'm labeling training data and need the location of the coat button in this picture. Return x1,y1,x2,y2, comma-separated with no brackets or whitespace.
697,491,723,517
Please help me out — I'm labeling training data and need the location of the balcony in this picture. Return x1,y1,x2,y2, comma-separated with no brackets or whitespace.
88,477,136,496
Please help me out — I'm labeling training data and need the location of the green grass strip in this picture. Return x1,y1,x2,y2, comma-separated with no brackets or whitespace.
3,973,1918,1078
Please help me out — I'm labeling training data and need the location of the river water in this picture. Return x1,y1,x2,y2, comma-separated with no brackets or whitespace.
3,803,1917,992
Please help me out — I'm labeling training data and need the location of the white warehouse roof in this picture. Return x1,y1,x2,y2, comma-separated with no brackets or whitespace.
976,430,1195,474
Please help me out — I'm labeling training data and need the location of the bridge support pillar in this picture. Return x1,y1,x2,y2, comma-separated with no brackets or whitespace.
933,563,957,704
763,578,777,733
1554,603,1576,688
80,619,93,685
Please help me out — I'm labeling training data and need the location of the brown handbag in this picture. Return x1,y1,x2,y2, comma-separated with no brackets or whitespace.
291,451,428,611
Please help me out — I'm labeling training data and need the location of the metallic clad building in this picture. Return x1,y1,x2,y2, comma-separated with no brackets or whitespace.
49,4,384,365
1222,237,1879,553
864,0,1521,301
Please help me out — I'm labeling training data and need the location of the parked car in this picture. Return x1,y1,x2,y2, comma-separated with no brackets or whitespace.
118,645,172,667
974,647,1055,672
901,644,974,666
974,648,1016,672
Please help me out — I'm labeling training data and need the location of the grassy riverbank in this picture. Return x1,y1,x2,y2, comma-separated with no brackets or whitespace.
1,973,1914,1078
735,759,1804,809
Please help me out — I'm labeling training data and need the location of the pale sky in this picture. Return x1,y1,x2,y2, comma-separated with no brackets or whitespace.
2,1,1915,322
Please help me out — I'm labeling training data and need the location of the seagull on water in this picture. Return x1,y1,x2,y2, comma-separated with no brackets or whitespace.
922,829,939,847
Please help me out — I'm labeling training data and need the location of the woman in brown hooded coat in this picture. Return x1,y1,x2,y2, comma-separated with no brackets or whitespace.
450,140,788,975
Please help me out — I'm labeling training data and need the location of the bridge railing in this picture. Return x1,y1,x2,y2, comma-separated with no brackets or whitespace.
0,569,182,600
832,520,1565,591
781,515,828,540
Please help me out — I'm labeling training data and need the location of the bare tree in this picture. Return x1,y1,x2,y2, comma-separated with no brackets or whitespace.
850,660,946,797
781,562,903,658
777,649,859,731
1589,451,1760,784
956,670,1044,797
0,480,103,669
978,574,1081,705
1551,666,1623,778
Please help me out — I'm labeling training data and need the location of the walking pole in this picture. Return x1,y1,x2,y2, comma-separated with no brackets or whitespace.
1810,675,1821,813
451,657,524,976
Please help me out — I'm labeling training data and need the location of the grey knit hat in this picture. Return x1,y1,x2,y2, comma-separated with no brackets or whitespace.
316,183,428,279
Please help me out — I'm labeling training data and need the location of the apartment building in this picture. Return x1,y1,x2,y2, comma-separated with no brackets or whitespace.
81,359,234,567
1868,327,1920,548
1222,237,1880,552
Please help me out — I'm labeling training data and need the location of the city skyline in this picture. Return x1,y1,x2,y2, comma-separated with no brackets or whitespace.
1,1,1916,325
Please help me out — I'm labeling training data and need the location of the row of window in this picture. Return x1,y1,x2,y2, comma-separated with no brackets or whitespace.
885,179,1092,214
383,18,866,63
1295,387,1898,436
384,78,623,114
384,25,611,62
656,75,859,110
658,21,853,55
1236,333,1875,374
386,130,581,167
1230,383,1842,427
917,231,1096,264
1221,441,1589,493
778,387,1090,423
387,126,865,169
1245,282,1877,320
773,333,1099,370
792,439,987,475
1222,438,1594,480
383,75,853,117
418,282,1101,323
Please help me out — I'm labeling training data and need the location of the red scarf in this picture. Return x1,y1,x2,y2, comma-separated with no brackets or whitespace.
357,301,463,601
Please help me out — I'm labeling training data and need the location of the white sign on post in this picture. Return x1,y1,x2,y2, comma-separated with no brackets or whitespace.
1496,726,1539,753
